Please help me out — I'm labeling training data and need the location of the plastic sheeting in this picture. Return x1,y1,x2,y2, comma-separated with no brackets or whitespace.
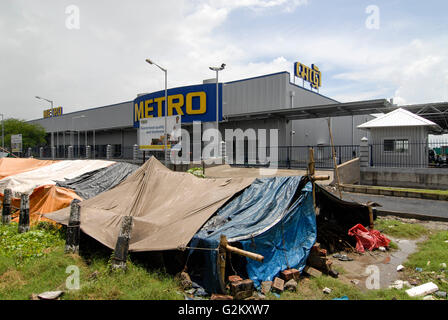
45,157,255,252
0,158,59,180
56,162,139,200
190,176,316,293
0,159,115,195
6,185,82,225
348,224,391,253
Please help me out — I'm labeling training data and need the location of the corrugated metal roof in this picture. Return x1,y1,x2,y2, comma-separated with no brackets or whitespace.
357,108,439,129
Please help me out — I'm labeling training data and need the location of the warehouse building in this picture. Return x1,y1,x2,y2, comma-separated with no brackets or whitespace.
30,68,447,167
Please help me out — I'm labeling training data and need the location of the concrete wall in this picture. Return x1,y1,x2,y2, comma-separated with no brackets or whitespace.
361,167,448,190
334,157,360,185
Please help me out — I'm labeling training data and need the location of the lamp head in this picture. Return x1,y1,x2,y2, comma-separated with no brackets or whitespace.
145,58,153,65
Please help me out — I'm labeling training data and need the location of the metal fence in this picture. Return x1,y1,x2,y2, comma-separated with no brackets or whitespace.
370,141,448,168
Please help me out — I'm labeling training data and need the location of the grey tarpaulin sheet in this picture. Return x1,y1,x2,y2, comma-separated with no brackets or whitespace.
56,162,139,199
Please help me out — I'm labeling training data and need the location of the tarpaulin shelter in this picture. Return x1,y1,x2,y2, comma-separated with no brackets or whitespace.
56,162,139,200
0,159,115,195
189,176,316,293
0,158,59,180
45,157,255,251
9,185,82,225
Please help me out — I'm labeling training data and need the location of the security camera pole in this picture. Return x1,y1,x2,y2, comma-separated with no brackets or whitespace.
146,58,168,165
35,96,54,158
209,63,226,157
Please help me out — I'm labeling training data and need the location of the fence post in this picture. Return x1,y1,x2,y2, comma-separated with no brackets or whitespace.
27,147,32,158
133,144,139,161
51,146,56,160
111,216,133,271
86,145,91,159
65,199,81,254
39,147,44,158
106,144,112,160
18,193,30,233
68,146,73,159
220,141,226,164
360,137,369,168
1,188,12,224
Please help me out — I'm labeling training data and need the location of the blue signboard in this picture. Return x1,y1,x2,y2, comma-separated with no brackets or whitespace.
133,83,222,128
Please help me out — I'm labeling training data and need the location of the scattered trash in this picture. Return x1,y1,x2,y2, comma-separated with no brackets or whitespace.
37,291,64,300
333,253,343,259
273,293,280,298
333,296,349,300
440,263,447,269
423,295,435,300
409,279,419,286
405,282,439,297
415,267,423,272
335,254,353,262
396,265,405,272
382,256,391,264
350,279,360,285
348,224,391,253
185,289,195,295
378,246,386,252
389,280,411,290
435,291,447,299
323,287,332,294
426,261,431,266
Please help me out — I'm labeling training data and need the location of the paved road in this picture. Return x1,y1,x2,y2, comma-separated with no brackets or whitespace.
340,191,448,221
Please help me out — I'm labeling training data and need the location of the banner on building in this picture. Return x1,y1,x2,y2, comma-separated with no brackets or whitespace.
138,116,181,151
11,134,22,153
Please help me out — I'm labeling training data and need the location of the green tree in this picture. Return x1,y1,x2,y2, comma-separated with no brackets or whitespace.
2,118,47,151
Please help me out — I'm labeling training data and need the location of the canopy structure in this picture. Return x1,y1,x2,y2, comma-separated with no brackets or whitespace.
0,158,59,180
45,157,255,252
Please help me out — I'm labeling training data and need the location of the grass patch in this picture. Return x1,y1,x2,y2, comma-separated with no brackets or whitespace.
375,218,429,239
0,223,184,300
367,186,448,196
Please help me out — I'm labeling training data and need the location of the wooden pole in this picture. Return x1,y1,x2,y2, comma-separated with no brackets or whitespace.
1,188,12,224
225,244,264,262
65,199,81,254
218,235,227,292
327,118,343,199
111,216,133,271
308,148,316,210
18,193,30,233
368,206,375,230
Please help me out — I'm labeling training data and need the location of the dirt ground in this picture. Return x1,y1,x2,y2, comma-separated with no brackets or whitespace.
205,164,334,185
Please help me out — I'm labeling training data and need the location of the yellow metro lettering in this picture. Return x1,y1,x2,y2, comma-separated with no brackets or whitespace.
154,97,165,117
134,102,144,122
186,92,206,115
168,94,184,116
144,99,154,118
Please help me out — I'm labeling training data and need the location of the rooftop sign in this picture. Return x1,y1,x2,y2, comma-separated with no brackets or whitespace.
294,62,321,90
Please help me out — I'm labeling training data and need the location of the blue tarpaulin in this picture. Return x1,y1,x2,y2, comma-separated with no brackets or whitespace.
189,176,317,293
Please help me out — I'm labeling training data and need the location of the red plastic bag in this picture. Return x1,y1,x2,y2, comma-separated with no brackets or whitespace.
348,224,391,253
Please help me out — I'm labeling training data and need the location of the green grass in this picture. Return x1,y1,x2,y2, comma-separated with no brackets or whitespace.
367,186,448,196
375,218,429,239
402,231,448,294
0,223,184,300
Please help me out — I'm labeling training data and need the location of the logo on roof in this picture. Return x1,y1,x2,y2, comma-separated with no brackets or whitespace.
294,62,322,91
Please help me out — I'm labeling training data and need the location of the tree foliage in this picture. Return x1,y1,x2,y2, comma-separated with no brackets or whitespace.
1,118,47,151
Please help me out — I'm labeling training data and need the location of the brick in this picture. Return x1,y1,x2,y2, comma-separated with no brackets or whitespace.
272,277,284,293
290,268,301,281
211,294,233,300
261,281,272,295
230,279,254,296
280,269,294,281
228,275,243,283
304,266,322,278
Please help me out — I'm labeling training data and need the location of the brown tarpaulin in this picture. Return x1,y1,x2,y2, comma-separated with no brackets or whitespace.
45,157,255,252
0,158,59,180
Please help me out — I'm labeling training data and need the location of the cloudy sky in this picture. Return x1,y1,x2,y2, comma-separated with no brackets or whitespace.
1,0,447,121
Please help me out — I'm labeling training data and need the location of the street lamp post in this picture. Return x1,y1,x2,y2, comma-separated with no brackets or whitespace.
146,58,168,165
1,113,4,151
35,96,55,158
209,63,226,157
